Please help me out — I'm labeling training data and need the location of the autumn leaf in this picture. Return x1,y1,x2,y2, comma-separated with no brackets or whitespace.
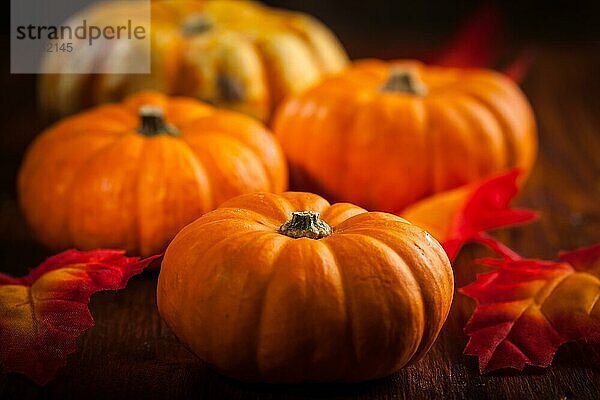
461,243,600,373
435,5,505,69
433,4,534,84
0,249,160,385
401,169,538,261
501,49,535,83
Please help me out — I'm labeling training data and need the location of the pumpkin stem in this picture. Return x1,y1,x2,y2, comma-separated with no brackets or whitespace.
381,68,427,96
182,15,213,36
137,106,179,137
279,211,332,239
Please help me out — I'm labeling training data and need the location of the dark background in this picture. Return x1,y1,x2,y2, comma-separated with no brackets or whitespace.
1,1,600,399
264,0,600,52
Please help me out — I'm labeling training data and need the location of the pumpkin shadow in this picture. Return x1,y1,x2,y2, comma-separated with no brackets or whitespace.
549,342,600,372
211,371,395,398
287,163,340,204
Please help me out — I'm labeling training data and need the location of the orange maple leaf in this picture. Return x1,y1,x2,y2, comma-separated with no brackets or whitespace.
0,250,160,385
402,169,538,261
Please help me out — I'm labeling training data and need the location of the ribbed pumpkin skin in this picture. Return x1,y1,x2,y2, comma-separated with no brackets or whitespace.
18,91,288,257
39,0,348,122
157,191,453,383
273,59,537,213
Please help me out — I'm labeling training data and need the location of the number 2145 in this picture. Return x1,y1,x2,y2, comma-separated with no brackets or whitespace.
46,42,73,52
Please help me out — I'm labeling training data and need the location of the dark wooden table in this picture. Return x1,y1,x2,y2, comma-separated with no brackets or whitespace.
1,43,599,399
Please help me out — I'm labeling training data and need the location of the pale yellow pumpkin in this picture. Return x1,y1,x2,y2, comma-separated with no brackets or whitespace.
38,0,348,122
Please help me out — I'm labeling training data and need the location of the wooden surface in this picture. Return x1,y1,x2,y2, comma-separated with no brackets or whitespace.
1,44,600,399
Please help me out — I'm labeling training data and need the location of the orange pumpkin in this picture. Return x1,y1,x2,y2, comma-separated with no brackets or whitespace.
157,191,453,383
39,0,348,122
273,59,537,213
18,91,287,257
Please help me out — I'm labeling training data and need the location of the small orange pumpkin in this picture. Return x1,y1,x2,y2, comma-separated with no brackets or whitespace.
157,191,453,383
273,59,537,212
18,91,287,256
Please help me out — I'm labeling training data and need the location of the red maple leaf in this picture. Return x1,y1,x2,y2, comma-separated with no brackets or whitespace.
0,249,160,385
434,4,534,84
461,243,600,373
401,169,538,261
435,5,505,69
